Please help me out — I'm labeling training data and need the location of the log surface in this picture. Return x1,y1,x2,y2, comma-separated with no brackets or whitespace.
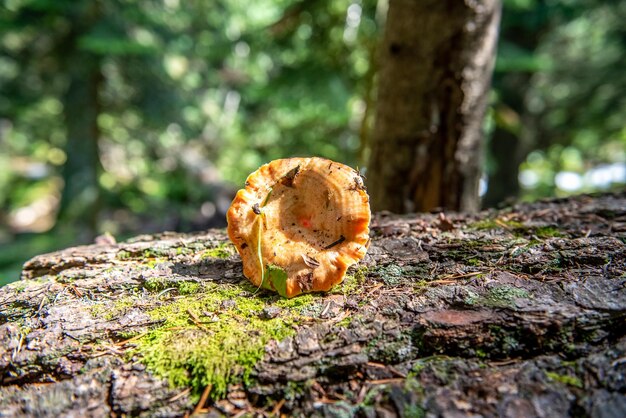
1,193,625,417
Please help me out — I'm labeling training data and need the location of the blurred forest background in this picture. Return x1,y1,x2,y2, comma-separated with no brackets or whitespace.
0,0,624,285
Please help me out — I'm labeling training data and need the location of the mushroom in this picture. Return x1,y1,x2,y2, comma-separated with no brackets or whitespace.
227,157,370,298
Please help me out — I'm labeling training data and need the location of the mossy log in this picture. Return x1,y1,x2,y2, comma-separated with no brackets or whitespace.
1,193,626,417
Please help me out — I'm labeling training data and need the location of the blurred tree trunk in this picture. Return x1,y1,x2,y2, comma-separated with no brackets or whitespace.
368,0,501,213
483,126,523,206
58,5,102,237
483,11,543,208
483,91,531,208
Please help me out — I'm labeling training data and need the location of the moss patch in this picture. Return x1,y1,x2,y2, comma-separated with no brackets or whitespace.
405,404,426,418
483,285,530,308
546,371,583,388
336,266,368,296
89,297,137,320
461,286,531,309
6,276,52,292
371,264,428,287
116,250,132,260
200,243,236,259
128,282,314,398
533,226,565,239
367,333,414,363
143,277,201,295
468,218,524,231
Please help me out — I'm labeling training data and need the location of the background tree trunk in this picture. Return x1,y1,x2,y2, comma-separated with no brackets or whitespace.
58,56,102,235
484,122,527,207
368,0,501,213
57,3,103,237
1,193,625,417
483,12,544,208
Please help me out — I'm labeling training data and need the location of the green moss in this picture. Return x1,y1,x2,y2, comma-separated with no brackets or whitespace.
475,348,488,359
412,279,430,292
509,242,535,258
336,314,358,328
87,304,106,318
463,290,480,305
489,286,529,300
177,281,200,295
336,266,368,296
359,377,425,417
89,297,136,320
143,277,201,295
506,220,525,229
546,371,583,388
534,226,565,238
129,282,304,398
297,300,325,317
324,401,357,417
55,274,80,284
200,243,236,259
380,265,403,286
117,250,132,260
469,218,524,231
482,285,530,308
6,280,28,293
371,264,429,288
416,356,457,383
405,404,426,418
403,377,422,394
366,333,413,363
284,381,308,401
143,248,169,258
273,293,316,311
144,277,169,292
116,248,171,262
174,246,193,255
5,277,56,297
501,335,521,352
466,257,482,266
338,274,359,295
107,299,136,320
409,362,425,377
408,356,455,377
115,330,142,339
362,385,385,406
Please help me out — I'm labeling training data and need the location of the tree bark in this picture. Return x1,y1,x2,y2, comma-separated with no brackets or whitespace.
368,0,501,213
1,193,625,417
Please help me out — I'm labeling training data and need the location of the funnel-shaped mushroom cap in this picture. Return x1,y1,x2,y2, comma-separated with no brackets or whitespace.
227,157,370,298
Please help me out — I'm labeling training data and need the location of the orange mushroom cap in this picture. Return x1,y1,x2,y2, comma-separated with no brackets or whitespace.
227,157,371,298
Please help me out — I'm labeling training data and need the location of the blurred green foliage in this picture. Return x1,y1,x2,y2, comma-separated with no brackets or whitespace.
0,0,624,285
487,0,625,203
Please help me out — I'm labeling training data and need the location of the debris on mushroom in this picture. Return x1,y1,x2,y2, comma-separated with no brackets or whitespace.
227,157,371,298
